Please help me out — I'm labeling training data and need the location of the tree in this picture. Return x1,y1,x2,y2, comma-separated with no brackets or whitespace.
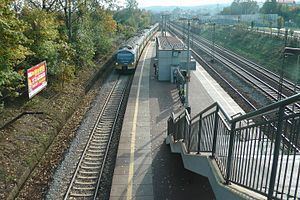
22,8,60,74
260,0,278,14
0,0,31,102
126,0,138,10
91,7,117,56
277,16,284,36
56,42,75,89
220,0,259,15
114,4,151,32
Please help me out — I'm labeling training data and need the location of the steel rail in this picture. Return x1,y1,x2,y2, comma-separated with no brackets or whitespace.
170,24,300,114
172,22,300,94
169,25,300,152
198,34,299,93
64,75,130,199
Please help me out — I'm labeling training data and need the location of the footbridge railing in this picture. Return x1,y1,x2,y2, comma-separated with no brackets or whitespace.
167,93,300,200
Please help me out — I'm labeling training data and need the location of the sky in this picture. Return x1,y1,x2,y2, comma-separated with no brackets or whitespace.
118,0,263,8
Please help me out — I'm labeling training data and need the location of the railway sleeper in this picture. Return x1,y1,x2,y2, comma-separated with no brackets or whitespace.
85,153,102,157
72,186,95,191
76,175,99,179
69,192,94,197
82,161,102,166
78,171,99,175
87,149,103,153
80,165,101,170
74,180,97,185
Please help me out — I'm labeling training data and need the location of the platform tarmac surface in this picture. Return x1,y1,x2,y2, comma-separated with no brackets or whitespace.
110,39,216,199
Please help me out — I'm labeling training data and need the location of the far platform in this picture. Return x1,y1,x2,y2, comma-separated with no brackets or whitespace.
110,33,244,199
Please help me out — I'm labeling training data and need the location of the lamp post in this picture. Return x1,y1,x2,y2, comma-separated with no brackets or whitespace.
277,29,289,101
178,17,199,114
211,22,216,62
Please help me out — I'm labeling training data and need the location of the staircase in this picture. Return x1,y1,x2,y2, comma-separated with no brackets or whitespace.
166,94,300,200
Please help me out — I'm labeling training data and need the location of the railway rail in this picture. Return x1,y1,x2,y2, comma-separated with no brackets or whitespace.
169,24,300,152
196,30,300,95
169,23,300,114
173,23,300,95
63,75,131,200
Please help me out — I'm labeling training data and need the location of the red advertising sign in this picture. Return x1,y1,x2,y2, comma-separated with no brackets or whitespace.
27,61,47,99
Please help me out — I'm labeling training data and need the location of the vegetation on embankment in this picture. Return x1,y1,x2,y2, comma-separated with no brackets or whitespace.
0,54,114,199
199,25,300,82
0,0,151,110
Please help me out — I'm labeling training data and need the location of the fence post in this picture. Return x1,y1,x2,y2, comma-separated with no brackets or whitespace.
197,114,203,154
267,106,285,199
175,118,178,140
212,106,220,157
167,118,171,136
188,119,192,153
183,116,186,142
226,121,236,184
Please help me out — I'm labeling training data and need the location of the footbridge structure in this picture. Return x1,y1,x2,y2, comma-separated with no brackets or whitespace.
167,94,300,200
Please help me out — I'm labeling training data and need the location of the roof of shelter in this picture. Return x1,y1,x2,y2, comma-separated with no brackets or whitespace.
157,36,186,50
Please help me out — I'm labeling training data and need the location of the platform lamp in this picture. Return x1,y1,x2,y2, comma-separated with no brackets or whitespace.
277,30,290,101
211,22,216,63
179,17,200,114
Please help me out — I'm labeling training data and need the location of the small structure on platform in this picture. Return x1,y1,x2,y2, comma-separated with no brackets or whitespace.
156,36,196,82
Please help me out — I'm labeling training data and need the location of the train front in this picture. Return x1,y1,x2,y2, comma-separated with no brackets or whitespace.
115,47,136,73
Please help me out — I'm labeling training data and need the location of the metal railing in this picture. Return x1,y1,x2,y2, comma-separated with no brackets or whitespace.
167,93,300,200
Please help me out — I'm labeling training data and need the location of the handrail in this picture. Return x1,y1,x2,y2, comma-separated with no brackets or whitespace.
191,102,218,120
231,93,300,122
168,90,300,199
191,102,232,122
171,110,185,121
185,109,191,121
174,93,300,126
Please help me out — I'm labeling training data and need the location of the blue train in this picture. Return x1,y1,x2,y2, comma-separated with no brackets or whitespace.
115,24,158,73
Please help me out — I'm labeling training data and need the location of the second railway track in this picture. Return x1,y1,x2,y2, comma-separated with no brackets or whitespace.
169,23,300,114
64,74,132,200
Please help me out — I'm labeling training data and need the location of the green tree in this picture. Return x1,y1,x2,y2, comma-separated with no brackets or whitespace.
73,11,95,68
126,0,138,10
0,0,31,102
55,42,75,89
277,16,284,36
260,0,278,14
221,0,259,15
91,7,117,57
114,4,151,38
22,8,60,74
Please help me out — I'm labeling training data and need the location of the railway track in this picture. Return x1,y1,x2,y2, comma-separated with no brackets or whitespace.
63,75,131,200
196,32,299,95
169,24,300,151
169,24,300,114
173,23,300,95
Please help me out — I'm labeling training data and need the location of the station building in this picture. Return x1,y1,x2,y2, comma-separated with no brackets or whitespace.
155,36,196,82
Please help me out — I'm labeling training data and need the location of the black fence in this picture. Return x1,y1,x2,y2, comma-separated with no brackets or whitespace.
168,94,300,199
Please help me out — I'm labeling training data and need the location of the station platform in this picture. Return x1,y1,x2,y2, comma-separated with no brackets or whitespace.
110,35,244,199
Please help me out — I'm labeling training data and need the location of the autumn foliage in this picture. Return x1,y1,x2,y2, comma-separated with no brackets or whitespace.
0,0,150,108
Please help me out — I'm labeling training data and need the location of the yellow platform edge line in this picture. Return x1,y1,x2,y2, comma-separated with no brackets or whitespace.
126,44,151,200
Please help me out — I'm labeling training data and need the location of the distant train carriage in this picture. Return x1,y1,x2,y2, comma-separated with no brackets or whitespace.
115,24,159,73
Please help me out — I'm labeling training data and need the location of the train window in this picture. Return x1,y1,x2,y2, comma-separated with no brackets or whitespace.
119,45,133,50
